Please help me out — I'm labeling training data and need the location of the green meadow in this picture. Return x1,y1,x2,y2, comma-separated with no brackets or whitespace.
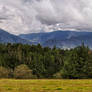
0,79,92,92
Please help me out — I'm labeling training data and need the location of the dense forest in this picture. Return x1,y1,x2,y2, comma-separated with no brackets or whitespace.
0,43,92,79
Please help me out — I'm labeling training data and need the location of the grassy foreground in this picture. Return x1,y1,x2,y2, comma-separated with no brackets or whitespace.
0,79,92,92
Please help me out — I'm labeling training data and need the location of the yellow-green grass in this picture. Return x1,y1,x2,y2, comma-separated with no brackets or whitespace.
0,79,92,92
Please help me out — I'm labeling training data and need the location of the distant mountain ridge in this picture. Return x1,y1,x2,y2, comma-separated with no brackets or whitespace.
19,30,92,48
0,29,31,44
0,29,92,49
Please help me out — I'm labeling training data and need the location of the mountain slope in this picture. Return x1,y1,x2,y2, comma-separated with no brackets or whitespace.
0,29,31,44
19,31,92,48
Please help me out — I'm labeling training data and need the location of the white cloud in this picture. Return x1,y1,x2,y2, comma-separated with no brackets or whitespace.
0,0,92,35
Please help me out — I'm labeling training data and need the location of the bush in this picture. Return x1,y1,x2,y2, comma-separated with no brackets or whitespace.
0,66,12,78
14,64,37,79
53,72,62,79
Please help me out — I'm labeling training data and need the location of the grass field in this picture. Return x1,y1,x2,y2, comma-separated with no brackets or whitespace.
0,79,92,92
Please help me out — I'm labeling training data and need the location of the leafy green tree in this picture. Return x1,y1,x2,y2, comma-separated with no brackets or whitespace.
61,44,90,79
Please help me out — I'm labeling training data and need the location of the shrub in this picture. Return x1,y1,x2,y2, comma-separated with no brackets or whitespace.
0,66,12,78
53,72,62,79
14,64,37,79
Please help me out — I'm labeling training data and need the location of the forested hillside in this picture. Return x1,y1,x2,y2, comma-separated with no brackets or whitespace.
0,43,92,79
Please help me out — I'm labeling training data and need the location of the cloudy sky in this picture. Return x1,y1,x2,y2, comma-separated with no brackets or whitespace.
0,0,92,35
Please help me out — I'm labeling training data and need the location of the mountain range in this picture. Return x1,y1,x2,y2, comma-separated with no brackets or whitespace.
0,28,92,49
19,31,92,49
0,29,31,44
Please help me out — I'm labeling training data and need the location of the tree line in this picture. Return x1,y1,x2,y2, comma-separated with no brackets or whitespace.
0,43,92,79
